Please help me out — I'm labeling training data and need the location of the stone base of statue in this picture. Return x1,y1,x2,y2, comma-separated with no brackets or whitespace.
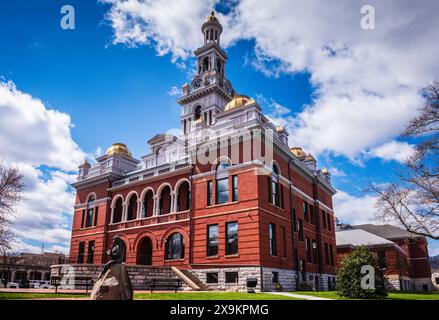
90,264,133,300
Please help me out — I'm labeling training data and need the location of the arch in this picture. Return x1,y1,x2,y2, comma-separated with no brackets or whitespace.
270,160,282,176
111,195,124,224
211,156,232,171
86,192,97,203
157,183,172,215
136,236,153,265
140,187,155,218
113,234,129,262
175,179,191,212
126,192,138,221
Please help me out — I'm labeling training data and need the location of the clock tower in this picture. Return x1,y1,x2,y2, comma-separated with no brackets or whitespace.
177,11,235,135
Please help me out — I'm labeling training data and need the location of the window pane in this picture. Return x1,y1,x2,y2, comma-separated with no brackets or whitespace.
166,233,185,260
269,223,277,256
232,175,238,202
207,181,213,206
207,273,218,284
207,225,218,256
226,222,238,255
216,178,229,204
225,272,238,283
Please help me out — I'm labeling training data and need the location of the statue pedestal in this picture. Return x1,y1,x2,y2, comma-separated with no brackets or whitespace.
90,264,133,300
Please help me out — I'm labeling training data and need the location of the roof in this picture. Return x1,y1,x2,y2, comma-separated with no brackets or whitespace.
336,229,395,248
352,224,421,240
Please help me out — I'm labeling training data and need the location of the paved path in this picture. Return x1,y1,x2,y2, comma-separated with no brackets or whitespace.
267,292,334,300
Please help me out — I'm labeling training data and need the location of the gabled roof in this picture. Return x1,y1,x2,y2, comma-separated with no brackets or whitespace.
336,229,395,248
352,224,421,240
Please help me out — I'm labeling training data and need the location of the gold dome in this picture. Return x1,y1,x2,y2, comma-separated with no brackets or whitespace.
305,153,316,162
276,125,285,134
224,95,254,111
206,11,218,22
290,147,307,159
106,143,132,157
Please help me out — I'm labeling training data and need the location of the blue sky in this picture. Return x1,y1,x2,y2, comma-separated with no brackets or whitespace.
0,0,437,256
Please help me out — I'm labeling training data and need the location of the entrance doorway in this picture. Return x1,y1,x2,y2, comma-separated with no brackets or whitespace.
137,237,153,265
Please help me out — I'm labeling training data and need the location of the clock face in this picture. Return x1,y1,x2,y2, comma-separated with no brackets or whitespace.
192,77,202,89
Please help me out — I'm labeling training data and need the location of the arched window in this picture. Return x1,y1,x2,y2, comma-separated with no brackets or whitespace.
272,165,280,206
85,195,95,228
216,160,230,205
137,237,153,265
127,194,138,221
194,105,202,121
165,233,185,260
158,185,172,215
202,57,210,72
112,197,123,223
176,181,191,212
142,190,154,218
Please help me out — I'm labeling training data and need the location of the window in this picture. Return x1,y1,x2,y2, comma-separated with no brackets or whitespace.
165,233,185,260
329,244,334,266
269,223,277,256
303,201,309,222
207,181,213,206
216,161,230,205
216,178,229,204
272,272,279,284
324,243,330,265
306,238,312,263
85,195,95,228
232,175,238,202
327,213,332,231
87,241,95,264
226,222,238,255
322,210,327,229
194,105,202,120
300,259,306,281
312,240,317,264
225,272,238,284
77,242,85,264
271,165,280,206
207,224,219,256
298,219,304,241
207,273,219,284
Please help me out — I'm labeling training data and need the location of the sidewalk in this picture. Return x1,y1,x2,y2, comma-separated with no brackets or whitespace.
267,292,334,300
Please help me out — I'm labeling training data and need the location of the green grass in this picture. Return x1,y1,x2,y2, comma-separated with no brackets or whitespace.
134,292,303,300
290,291,439,300
0,292,303,300
0,293,89,300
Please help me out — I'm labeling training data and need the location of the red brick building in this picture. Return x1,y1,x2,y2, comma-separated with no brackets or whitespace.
336,224,433,291
68,12,337,291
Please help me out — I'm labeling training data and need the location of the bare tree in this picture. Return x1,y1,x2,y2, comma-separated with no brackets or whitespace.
0,162,24,251
0,232,20,287
371,81,439,239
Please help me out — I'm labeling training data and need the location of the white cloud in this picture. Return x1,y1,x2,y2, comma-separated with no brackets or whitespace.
328,167,346,177
333,190,378,225
101,1,439,163
0,80,83,254
0,81,85,172
366,140,415,163
167,86,181,96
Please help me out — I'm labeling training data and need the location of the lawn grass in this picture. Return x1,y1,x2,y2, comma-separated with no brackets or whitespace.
0,293,89,300
0,292,303,300
134,292,303,300
290,291,439,300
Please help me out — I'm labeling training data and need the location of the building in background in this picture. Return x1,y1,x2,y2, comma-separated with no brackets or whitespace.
0,252,67,283
67,11,337,292
336,224,433,291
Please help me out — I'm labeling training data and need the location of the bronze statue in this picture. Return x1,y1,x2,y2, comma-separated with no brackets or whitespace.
98,235,125,280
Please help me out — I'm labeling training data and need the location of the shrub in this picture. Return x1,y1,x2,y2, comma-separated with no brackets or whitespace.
336,246,387,299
